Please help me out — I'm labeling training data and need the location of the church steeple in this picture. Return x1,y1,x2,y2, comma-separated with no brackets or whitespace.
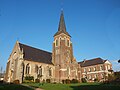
58,11,66,31
54,11,71,37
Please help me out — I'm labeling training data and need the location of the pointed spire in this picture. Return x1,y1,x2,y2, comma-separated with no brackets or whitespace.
58,11,66,31
54,11,71,37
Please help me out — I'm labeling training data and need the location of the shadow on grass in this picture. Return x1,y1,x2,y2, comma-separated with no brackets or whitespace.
70,84,120,90
0,83,34,90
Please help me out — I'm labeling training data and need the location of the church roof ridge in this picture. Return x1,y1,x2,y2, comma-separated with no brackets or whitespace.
19,42,52,54
78,57,106,67
18,42,52,64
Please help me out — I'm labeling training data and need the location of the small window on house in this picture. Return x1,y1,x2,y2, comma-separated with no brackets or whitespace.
84,68,86,73
89,75,92,80
94,67,96,71
105,66,107,70
108,65,110,70
89,68,91,72
101,74,104,79
100,66,103,70
94,74,97,78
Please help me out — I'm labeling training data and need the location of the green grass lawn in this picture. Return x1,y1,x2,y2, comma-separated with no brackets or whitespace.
1,82,120,90
25,82,120,90
0,83,34,90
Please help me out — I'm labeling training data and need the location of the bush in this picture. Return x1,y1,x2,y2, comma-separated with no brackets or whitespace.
65,79,71,84
23,80,31,83
62,80,65,84
13,80,20,84
25,76,34,81
0,80,3,84
81,78,87,83
46,79,51,83
35,79,40,83
71,79,79,83
94,78,99,82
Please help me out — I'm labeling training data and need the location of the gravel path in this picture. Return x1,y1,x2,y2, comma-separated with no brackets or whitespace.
35,88,44,90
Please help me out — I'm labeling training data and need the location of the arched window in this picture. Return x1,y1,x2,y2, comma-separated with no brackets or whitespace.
38,66,42,76
108,65,110,70
94,74,97,78
26,64,30,74
75,68,77,76
67,67,70,76
101,74,104,79
84,68,86,73
56,39,58,47
89,68,92,72
49,68,52,76
89,75,92,80
94,67,96,71
67,39,70,47
100,66,103,70
35,65,38,74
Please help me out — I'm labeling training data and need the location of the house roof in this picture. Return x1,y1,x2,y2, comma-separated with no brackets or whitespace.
19,43,53,65
54,11,71,37
78,58,106,67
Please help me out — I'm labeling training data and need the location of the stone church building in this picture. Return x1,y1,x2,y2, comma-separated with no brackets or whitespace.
4,11,112,83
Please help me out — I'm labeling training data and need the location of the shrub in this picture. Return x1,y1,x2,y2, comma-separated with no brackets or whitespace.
65,79,71,84
23,80,31,83
71,79,79,83
24,76,34,82
94,78,99,82
62,80,65,84
43,79,45,83
35,79,40,83
0,80,3,84
25,76,34,81
46,79,51,83
13,80,20,84
81,78,87,83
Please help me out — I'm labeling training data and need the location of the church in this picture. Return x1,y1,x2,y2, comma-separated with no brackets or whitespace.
4,11,112,83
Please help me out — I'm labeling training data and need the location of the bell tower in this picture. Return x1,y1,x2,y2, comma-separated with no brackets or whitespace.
52,11,75,82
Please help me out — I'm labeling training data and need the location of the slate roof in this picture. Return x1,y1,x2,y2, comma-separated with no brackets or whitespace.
54,11,71,37
78,58,106,67
19,43,53,64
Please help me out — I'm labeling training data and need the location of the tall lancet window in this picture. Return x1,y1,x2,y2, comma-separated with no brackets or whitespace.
26,64,30,74
49,68,52,76
67,39,70,47
35,65,38,74
38,66,42,76
56,39,58,47
67,67,70,77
